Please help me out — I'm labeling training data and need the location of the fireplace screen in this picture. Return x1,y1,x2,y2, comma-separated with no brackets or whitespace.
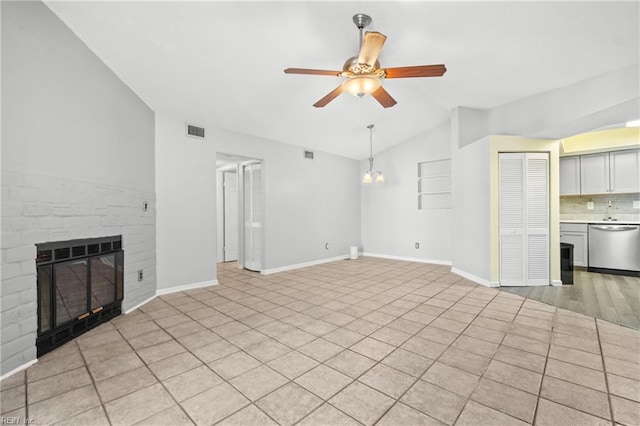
36,236,123,356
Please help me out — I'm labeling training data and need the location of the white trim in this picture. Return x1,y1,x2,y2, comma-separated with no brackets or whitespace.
451,267,498,287
124,294,156,314
261,255,349,275
156,279,219,296
0,359,37,382
361,252,452,266
551,280,564,287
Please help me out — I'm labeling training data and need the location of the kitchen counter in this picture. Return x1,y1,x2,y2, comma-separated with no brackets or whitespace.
561,220,640,225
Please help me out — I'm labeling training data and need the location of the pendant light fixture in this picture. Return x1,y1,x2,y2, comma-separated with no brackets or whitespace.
363,124,384,184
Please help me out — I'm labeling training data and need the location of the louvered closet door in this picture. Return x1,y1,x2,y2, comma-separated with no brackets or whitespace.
223,171,238,262
243,163,262,272
499,153,549,286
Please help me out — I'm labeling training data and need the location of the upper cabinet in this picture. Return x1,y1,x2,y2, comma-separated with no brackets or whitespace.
559,156,581,195
563,149,639,196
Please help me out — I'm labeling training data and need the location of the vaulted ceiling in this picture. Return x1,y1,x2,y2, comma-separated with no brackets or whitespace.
45,1,639,159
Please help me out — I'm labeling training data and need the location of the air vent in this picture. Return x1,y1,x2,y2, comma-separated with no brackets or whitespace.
186,123,205,139
304,150,314,160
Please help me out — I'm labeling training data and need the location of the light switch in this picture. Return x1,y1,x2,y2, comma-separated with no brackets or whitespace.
633,201,640,209
587,202,594,210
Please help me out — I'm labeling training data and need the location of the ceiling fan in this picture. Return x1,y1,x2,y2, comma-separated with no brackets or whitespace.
284,14,447,108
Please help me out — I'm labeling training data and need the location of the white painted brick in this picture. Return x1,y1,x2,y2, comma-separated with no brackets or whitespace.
0,263,22,281
23,203,53,216
23,173,52,189
5,245,36,264
53,206,73,216
1,333,36,359
1,275,34,296
2,217,39,233
39,216,63,229
1,232,22,250
19,289,35,305
1,294,20,311
20,318,37,335
2,324,21,343
21,230,49,245
74,182,93,193
2,171,25,187
2,200,23,217
20,260,36,276
39,189,65,203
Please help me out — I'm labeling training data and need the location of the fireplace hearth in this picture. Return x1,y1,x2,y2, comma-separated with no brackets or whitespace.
36,236,123,356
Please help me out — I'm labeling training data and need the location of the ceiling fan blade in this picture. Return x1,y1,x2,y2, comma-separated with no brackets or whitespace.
384,64,447,78
313,85,344,108
357,31,387,66
284,68,342,76
371,86,397,108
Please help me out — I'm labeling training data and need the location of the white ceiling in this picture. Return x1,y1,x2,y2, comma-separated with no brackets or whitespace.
45,1,639,160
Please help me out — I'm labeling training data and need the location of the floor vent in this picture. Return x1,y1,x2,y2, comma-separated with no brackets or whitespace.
186,123,206,139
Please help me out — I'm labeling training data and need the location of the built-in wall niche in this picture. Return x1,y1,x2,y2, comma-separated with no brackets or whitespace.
36,236,124,356
417,159,452,209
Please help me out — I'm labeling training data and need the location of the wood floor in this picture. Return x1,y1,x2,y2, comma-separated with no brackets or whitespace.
502,269,640,329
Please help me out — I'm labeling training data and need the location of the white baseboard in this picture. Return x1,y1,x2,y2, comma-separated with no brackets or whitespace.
361,252,452,266
156,279,219,296
451,267,498,287
0,359,37,382
551,280,563,287
124,294,157,314
261,255,349,275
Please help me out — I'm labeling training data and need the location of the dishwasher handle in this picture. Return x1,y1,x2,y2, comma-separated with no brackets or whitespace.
590,225,639,232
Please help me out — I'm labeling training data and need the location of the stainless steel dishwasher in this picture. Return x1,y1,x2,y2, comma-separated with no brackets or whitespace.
588,224,640,274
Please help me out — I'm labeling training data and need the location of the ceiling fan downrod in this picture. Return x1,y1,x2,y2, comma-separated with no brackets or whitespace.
352,14,372,51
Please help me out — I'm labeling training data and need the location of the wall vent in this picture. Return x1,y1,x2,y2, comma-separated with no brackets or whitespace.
186,123,206,139
304,150,314,160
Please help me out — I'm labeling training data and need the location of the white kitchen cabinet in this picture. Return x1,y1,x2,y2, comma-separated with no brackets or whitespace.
580,152,609,195
610,149,640,193
560,222,588,267
559,156,581,195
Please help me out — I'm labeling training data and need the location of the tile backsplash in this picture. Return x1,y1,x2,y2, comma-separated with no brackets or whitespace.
560,193,640,221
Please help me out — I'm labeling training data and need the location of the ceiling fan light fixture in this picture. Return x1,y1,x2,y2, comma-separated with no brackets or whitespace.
342,75,381,98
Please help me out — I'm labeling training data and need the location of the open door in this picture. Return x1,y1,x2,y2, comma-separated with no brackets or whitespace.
222,170,238,262
243,162,262,271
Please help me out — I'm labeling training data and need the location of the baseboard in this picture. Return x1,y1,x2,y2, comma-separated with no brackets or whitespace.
551,280,564,287
361,252,452,266
124,294,157,314
451,267,498,287
261,255,350,275
0,359,37,382
156,279,219,296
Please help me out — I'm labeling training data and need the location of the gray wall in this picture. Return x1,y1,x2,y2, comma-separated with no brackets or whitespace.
360,123,452,263
1,1,156,376
155,113,361,290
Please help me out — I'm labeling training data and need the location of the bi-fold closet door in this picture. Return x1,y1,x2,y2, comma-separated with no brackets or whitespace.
243,163,262,272
499,153,549,286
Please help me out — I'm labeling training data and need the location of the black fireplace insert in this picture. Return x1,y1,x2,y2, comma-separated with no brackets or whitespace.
36,236,123,356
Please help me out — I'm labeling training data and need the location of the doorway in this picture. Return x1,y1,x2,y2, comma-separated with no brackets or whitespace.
216,153,263,273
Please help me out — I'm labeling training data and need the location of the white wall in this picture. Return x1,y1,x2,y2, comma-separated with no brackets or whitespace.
361,122,452,263
155,114,361,289
1,1,156,376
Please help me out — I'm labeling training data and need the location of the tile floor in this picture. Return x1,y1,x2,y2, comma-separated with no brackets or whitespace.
1,257,639,425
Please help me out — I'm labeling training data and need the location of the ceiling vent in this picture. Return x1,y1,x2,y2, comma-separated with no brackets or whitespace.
304,150,314,160
186,123,205,139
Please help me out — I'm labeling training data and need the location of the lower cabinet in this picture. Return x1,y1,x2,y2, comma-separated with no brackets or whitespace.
560,223,588,267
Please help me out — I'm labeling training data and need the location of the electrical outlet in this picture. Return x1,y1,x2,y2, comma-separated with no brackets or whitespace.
415,242,420,249
138,270,143,281
587,201,594,210
634,201,640,209
143,201,148,211
325,243,329,250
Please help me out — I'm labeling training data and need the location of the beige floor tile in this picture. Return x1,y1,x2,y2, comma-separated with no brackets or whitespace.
552,331,601,354
608,373,640,402
81,339,133,365
501,333,549,356
27,350,85,382
230,365,288,401
344,319,382,335
462,324,505,344
256,382,322,426
295,365,353,399
29,384,101,425
415,325,458,346
541,375,611,420
611,394,640,426
430,317,468,333
298,403,361,426
55,405,111,426
329,381,395,426
267,351,319,379
176,329,221,351
0,371,24,391
88,352,144,382
323,328,365,348
245,338,291,363
548,344,604,371
381,348,433,377
325,350,376,379
104,383,175,425
192,339,240,363
472,316,511,333
400,380,467,425
359,364,415,399
211,321,251,338
377,402,444,426
137,340,186,364
163,365,223,402
484,359,542,395
602,342,639,365
422,362,480,398
369,326,412,346
401,335,447,360
209,351,262,380
456,400,529,426
438,347,491,376
94,366,157,403
136,405,194,426
127,330,173,350
0,384,24,414
535,398,610,426
155,313,192,329
148,351,202,380
471,378,537,422
298,338,344,362
217,404,277,426
226,329,270,349
181,382,250,425
350,337,396,361
606,356,640,381
545,358,607,392
492,345,546,373
274,328,317,348
452,335,499,358
77,329,124,352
